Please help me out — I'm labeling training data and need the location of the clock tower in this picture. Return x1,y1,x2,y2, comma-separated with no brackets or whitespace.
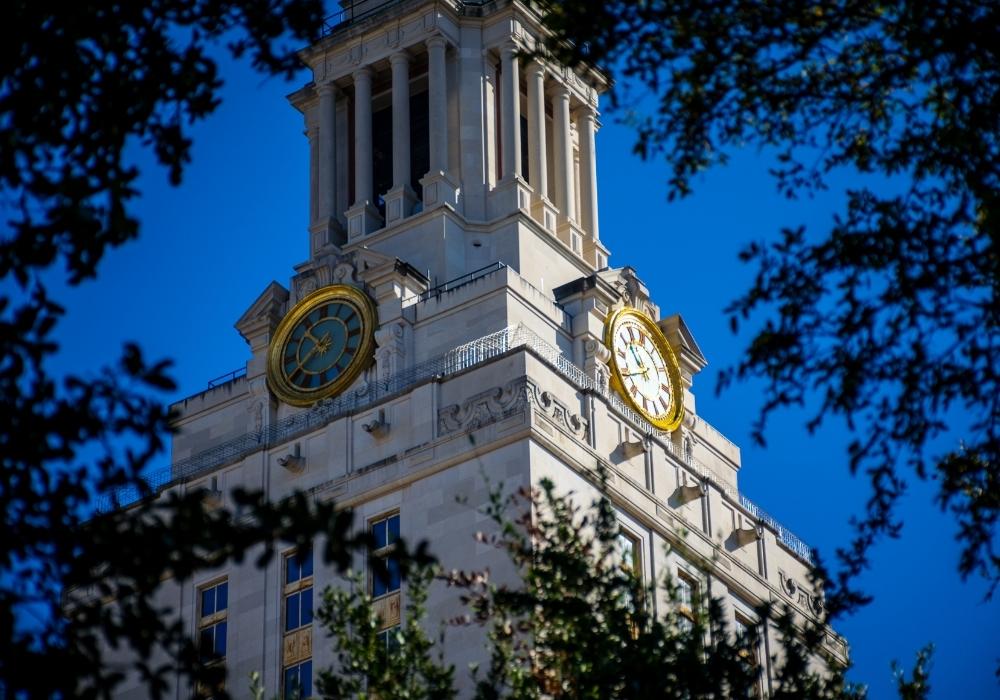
121,1,849,697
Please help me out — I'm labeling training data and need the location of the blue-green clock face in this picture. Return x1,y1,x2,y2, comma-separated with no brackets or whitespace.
282,302,362,390
267,285,376,406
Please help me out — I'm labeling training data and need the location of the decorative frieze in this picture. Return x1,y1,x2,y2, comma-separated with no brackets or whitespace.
437,378,529,435
437,377,588,442
778,569,825,616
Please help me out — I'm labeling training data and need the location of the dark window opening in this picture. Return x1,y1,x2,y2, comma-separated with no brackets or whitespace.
410,90,429,200
520,114,529,184
372,105,392,218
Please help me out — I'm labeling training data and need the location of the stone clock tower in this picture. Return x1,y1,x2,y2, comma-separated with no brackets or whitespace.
113,1,847,697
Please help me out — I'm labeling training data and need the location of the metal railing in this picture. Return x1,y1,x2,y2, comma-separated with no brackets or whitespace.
322,0,496,36
322,0,402,35
415,262,508,303
207,366,247,389
739,496,815,563
96,324,813,563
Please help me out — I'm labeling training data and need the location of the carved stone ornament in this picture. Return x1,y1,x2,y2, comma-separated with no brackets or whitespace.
438,378,529,435
778,570,825,615
374,321,407,385
333,262,357,285
291,251,364,304
296,275,318,299
584,337,612,390
247,377,274,439
527,381,588,439
438,378,588,441
614,272,641,309
249,400,265,436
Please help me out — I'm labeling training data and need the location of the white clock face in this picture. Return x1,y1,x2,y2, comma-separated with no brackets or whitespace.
605,308,684,431
612,319,674,417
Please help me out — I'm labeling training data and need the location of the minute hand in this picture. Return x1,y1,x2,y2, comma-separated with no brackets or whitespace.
628,344,645,369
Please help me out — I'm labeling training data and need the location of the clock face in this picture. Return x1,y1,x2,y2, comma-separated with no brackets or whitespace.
605,307,684,431
267,285,376,406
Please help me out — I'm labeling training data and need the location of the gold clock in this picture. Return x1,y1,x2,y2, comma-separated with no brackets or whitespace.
266,285,377,406
605,307,684,431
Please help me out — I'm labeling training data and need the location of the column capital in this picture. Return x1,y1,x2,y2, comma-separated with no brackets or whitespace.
525,58,546,78
551,81,571,99
352,66,374,82
317,81,340,97
499,40,520,59
389,51,411,66
426,35,448,51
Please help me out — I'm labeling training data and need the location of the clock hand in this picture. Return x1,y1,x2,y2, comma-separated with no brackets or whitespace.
628,344,646,369
290,332,333,378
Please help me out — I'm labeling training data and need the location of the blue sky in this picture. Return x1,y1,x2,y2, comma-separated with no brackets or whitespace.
41,48,996,698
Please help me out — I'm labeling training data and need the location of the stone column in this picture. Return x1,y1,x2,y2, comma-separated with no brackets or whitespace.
578,105,599,239
420,36,459,211
552,83,584,255
427,37,448,174
578,102,607,267
489,42,530,217
499,43,521,181
346,67,382,237
312,82,343,252
525,61,547,198
354,67,373,205
552,84,575,223
526,60,556,232
384,52,417,225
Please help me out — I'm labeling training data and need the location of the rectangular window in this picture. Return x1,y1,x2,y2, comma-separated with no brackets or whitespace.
283,549,313,698
616,530,643,637
284,549,314,632
283,659,312,700
616,531,640,577
676,572,699,632
369,512,402,634
735,615,763,698
198,580,228,664
371,513,401,598
376,625,401,653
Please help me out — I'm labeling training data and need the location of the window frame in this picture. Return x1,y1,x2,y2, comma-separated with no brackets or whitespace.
283,658,313,700
675,569,700,626
734,613,764,699
283,548,314,634
369,511,401,600
197,578,229,665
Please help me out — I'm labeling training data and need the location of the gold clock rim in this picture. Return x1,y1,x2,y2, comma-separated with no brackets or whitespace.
604,306,684,432
266,284,377,407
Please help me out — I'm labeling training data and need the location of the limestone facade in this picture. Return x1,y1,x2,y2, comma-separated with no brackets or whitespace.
108,1,846,697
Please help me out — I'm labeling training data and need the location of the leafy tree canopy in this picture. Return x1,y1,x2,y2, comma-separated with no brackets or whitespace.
536,0,999,604
320,478,931,699
0,2,377,697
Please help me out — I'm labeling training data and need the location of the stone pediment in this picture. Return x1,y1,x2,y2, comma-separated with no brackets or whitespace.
658,313,708,383
235,281,289,346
